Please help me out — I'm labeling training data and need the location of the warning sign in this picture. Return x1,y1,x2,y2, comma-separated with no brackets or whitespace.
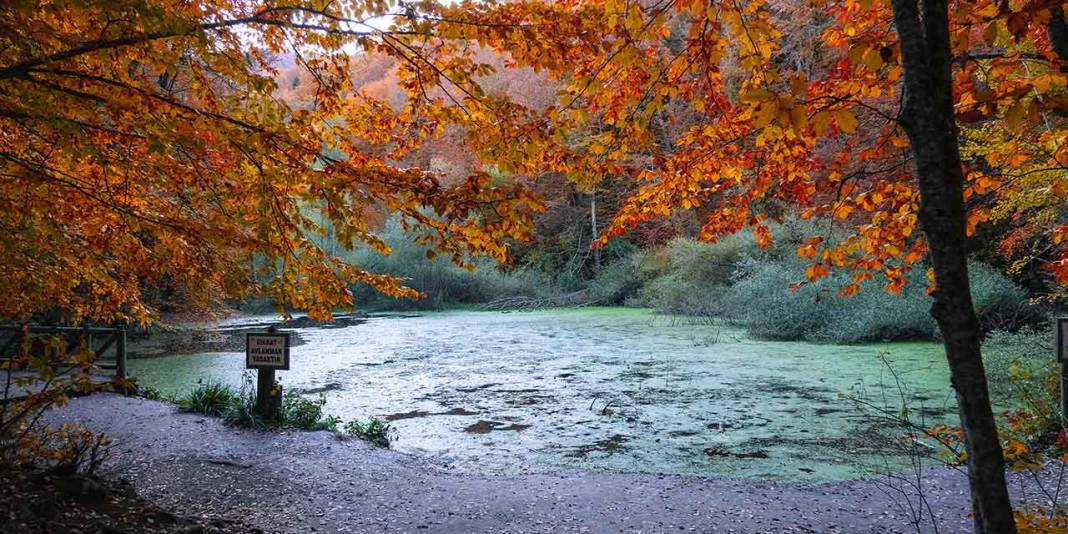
246,333,290,370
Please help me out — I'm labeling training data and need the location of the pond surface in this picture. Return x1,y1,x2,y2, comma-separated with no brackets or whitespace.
129,308,955,481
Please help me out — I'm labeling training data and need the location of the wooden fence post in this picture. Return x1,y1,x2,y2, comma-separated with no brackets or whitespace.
1059,318,1068,429
256,368,277,417
253,325,282,420
116,325,127,386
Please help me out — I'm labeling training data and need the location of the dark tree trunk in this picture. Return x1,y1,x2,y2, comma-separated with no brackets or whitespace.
888,1,1016,532
1048,6,1068,66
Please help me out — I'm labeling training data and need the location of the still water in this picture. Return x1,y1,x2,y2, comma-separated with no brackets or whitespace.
129,308,953,481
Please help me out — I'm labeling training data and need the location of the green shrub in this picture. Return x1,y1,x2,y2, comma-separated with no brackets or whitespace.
172,375,393,446
220,376,264,428
722,259,1032,344
283,392,341,432
345,218,552,310
342,417,393,448
212,375,340,431
969,262,1045,332
981,326,1052,403
586,252,648,305
638,235,754,315
176,379,235,417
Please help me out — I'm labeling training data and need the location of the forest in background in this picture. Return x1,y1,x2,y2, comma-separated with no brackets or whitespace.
231,51,1053,347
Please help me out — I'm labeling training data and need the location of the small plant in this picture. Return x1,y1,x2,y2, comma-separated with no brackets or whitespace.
221,374,265,428
342,417,393,448
318,414,343,433
170,374,392,446
134,385,167,401
15,423,112,476
176,379,235,417
283,392,337,431
2,333,111,470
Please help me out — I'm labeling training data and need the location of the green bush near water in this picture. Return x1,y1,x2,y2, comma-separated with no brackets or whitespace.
176,379,235,416
342,418,393,448
981,326,1053,403
635,234,754,315
618,218,1038,343
343,219,552,310
719,259,1033,343
283,392,348,432
174,376,391,446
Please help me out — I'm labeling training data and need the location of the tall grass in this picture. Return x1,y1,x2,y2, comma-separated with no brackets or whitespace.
635,234,753,315
721,259,939,343
176,379,234,416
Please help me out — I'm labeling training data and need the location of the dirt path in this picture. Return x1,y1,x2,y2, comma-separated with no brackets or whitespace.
47,394,1000,533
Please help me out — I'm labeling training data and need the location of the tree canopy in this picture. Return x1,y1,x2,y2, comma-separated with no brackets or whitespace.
0,0,541,324
401,0,1068,299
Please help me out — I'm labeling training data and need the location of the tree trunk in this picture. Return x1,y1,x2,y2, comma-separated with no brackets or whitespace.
1048,6,1068,67
590,190,601,270
888,1,1016,532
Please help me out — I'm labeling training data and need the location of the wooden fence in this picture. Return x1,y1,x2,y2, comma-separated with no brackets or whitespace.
0,325,127,381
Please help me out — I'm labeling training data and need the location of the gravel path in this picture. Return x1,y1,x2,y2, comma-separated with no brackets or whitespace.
48,394,1009,533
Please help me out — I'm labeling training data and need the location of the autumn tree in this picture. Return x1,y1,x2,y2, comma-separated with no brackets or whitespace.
0,1,542,325
380,0,1068,530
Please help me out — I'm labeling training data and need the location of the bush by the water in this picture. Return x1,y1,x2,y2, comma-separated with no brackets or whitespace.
174,376,389,445
981,326,1054,403
635,233,755,315
721,258,939,343
343,218,552,310
624,219,1036,343
176,379,234,416
342,418,393,448
283,392,340,431
718,259,1032,343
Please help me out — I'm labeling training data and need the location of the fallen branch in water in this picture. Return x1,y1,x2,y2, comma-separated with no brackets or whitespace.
480,290,601,312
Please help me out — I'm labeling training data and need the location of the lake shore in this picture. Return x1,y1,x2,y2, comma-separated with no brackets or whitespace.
127,308,956,481
44,393,1035,534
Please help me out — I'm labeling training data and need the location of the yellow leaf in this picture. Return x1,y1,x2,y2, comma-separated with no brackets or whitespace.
812,111,834,136
740,88,775,103
836,109,858,134
983,21,999,45
805,263,829,281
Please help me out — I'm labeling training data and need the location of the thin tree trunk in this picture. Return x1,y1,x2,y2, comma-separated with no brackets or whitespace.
1049,6,1068,67
888,1,1016,532
591,190,601,270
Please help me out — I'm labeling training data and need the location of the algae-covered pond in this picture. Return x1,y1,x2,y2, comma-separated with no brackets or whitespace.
128,308,955,481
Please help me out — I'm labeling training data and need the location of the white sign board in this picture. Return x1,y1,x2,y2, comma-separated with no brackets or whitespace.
246,332,290,370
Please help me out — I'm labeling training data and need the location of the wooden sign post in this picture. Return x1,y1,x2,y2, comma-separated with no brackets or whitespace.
1057,318,1068,428
246,327,290,420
